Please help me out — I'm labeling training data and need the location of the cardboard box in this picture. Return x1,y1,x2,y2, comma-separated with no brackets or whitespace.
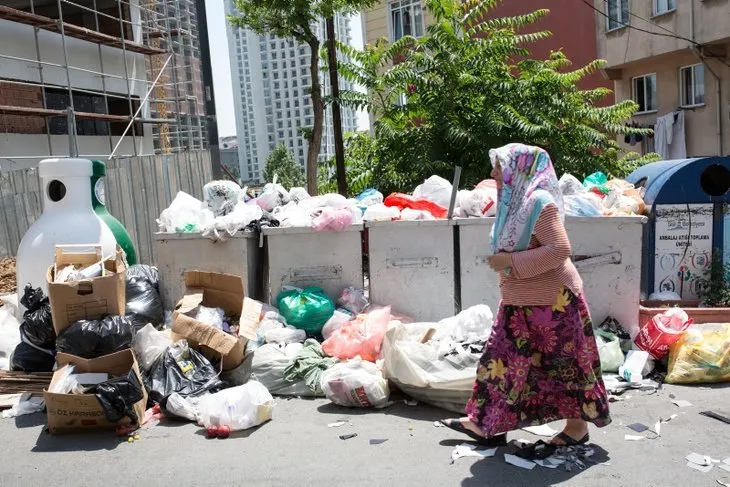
238,297,279,341
47,245,127,335
44,349,147,435
172,271,247,371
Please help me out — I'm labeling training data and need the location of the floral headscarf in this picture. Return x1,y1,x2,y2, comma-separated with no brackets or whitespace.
489,143,564,253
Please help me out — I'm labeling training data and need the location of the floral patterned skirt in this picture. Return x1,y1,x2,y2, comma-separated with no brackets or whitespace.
465,288,611,437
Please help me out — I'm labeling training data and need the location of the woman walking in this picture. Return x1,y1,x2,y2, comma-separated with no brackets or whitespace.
441,143,610,447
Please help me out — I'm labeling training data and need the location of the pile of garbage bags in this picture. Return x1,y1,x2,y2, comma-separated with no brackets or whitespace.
560,172,645,217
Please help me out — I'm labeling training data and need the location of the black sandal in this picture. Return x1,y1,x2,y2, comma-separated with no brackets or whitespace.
516,440,557,460
438,419,507,446
551,432,590,446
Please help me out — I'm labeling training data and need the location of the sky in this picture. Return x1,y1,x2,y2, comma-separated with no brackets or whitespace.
204,0,367,138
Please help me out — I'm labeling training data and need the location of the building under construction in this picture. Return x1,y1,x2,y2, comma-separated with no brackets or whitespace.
0,0,207,170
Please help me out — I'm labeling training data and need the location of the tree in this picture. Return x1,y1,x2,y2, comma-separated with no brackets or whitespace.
229,0,378,195
335,0,657,191
263,143,305,189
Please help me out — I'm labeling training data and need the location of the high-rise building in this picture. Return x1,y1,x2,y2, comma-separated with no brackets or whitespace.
225,2,359,184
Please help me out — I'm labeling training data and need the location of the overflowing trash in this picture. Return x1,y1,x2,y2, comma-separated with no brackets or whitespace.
560,172,646,217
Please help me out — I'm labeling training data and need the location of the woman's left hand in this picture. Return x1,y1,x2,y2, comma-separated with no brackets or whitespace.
487,252,512,273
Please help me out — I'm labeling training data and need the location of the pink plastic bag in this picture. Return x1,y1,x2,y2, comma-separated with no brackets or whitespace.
312,208,354,232
634,308,693,360
322,306,391,362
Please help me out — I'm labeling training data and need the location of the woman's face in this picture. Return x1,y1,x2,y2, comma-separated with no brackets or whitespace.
490,163,503,190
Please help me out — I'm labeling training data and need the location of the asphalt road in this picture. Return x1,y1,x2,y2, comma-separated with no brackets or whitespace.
0,383,728,487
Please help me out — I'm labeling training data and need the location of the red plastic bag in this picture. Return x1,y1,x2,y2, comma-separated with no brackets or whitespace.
384,193,447,219
322,307,391,362
634,308,694,360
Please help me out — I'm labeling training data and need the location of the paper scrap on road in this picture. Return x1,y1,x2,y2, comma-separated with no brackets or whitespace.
723,458,730,466
433,421,444,428
673,400,693,408
687,453,713,466
450,443,497,464
522,424,558,437
687,461,714,473
533,458,565,469
624,435,645,441
719,464,730,473
328,421,347,428
403,399,418,406
627,423,649,433
369,438,388,445
504,454,536,470
339,433,357,440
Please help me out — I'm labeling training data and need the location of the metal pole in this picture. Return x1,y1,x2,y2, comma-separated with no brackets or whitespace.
93,0,114,153
447,166,462,220
326,16,347,196
67,108,78,157
30,0,53,156
194,0,221,179
56,0,76,148
109,54,173,159
116,0,138,155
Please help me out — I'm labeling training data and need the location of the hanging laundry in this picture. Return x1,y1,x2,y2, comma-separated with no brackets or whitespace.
654,111,687,159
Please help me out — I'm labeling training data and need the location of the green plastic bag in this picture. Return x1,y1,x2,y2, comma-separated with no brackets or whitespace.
277,287,335,335
595,329,625,373
583,171,610,195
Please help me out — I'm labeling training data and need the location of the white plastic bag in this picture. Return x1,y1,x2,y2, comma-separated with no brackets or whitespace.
0,300,21,371
320,359,390,408
433,305,494,343
337,287,369,315
289,187,311,203
363,204,400,221
400,208,435,221
563,193,604,217
312,207,354,232
197,381,274,431
559,174,586,196
321,309,353,340
457,188,496,217
413,175,453,208
132,324,173,371
264,326,306,344
157,191,215,233
274,202,313,228
203,180,243,216
202,202,263,241
255,183,291,212
194,306,225,330
250,343,317,396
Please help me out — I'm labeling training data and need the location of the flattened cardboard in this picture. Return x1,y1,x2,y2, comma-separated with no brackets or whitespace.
44,349,147,435
239,297,266,341
47,246,127,335
172,271,247,370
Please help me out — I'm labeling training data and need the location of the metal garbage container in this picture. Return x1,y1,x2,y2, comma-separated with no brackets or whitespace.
262,225,364,305
457,216,646,333
367,220,456,321
154,231,262,308
627,157,730,300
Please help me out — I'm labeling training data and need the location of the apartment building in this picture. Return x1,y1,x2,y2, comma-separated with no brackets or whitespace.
0,0,207,171
362,0,613,114
595,0,730,159
225,1,359,184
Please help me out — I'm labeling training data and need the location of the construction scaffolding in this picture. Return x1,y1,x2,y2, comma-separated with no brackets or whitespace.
0,0,208,162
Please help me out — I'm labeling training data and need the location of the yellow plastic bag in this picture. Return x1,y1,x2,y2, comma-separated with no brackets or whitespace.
666,324,730,384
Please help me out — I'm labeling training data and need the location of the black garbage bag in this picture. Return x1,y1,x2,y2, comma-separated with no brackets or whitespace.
94,369,145,424
56,315,134,359
19,285,55,349
9,341,55,372
125,265,164,331
126,265,159,290
144,341,223,404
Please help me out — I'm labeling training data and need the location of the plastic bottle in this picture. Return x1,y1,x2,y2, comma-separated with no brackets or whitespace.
15,158,117,305
91,160,137,265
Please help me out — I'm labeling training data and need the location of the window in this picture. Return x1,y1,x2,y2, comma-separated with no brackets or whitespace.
390,0,425,41
680,64,705,107
606,0,629,31
653,0,675,16
632,74,657,113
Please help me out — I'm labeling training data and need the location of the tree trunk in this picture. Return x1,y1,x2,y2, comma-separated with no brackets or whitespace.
306,38,324,195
